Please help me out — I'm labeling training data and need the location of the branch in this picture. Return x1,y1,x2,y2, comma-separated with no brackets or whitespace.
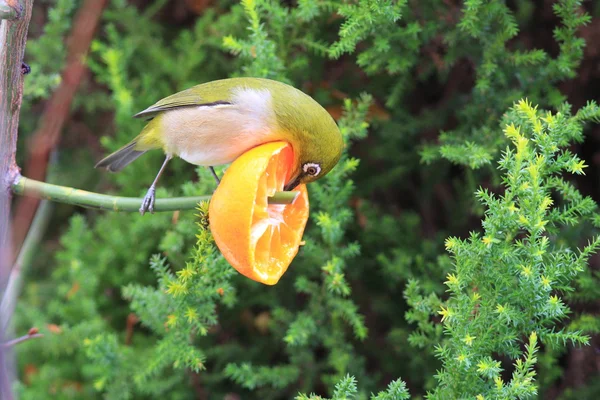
2,330,43,348
12,0,108,255
2,151,55,335
11,175,300,212
0,1,34,398
0,0,32,283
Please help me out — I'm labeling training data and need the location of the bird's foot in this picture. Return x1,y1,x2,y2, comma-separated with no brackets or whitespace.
209,166,221,184
140,186,156,215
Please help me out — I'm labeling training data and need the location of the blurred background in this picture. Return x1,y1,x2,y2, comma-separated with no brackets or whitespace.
5,0,600,398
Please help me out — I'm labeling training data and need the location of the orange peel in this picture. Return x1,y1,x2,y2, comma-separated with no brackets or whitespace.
209,141,309,285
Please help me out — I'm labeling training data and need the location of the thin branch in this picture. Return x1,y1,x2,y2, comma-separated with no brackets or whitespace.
11,175,300,212
2,333,43,348
1,199,53,333
125,313,139,346
0,1,34,399
12,0,108,255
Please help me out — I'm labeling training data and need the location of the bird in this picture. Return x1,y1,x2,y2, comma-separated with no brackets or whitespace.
95,77,344,215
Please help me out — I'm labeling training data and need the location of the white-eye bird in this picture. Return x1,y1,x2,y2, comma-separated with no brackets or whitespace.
95,77,344,214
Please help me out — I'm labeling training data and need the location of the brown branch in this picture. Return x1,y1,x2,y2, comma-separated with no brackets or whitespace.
0,0,32,292
124,313,139,345
1,329,43,348
11,0,108,256
0,2,34,399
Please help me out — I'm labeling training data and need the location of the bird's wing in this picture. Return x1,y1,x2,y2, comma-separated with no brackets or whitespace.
133,87,232,120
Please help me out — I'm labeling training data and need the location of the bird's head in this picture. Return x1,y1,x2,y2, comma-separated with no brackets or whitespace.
270,85,344,191
283,125,344,191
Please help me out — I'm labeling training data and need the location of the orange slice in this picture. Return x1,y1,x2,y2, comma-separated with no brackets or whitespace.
209,141,309,285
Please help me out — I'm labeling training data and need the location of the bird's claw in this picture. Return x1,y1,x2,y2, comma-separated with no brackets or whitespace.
140,187,156,215
209,166,221,184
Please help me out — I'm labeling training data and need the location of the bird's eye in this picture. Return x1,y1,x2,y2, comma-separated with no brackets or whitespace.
303,163,321,176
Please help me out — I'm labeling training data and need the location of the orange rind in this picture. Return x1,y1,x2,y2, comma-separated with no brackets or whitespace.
209,141,309,285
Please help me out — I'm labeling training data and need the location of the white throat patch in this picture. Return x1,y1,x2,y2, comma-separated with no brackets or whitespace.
230,87,274,133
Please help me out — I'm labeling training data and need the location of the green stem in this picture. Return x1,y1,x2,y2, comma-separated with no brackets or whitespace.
0,1,19,20
11,175,300,212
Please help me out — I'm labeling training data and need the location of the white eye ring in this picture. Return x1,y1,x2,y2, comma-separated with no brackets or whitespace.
303,163,321,176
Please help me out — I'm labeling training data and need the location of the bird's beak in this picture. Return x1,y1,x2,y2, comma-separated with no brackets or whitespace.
284,174,302,191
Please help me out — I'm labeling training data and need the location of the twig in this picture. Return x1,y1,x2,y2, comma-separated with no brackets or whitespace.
125,313,139,345
11,175,300,212
2,333,43,348
12,0,108,255
1,199,53,333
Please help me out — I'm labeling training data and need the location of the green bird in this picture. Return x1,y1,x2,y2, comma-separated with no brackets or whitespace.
95,77,344,215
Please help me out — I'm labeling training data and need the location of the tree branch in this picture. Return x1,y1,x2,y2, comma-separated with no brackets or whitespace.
0,0,32,291
11,175,300,212
0,1,35,398
2,332,43,348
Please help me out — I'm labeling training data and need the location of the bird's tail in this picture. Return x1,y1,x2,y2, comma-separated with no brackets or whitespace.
96,121,164,172
95,140,147,172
